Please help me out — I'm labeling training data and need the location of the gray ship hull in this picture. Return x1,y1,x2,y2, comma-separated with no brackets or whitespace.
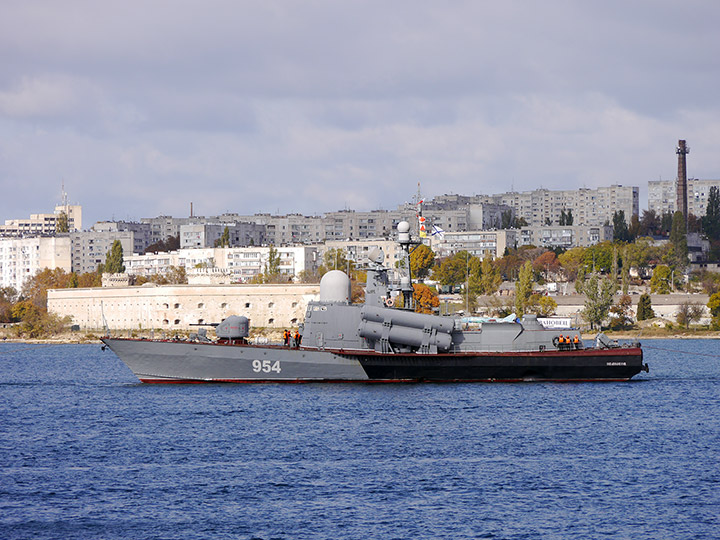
102,338,646,383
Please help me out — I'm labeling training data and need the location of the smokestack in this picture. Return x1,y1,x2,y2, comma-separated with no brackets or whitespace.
676,139,689,221
190,202,193,218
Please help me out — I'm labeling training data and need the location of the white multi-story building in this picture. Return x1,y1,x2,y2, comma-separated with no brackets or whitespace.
0,204,82,237
124,246,319,283
0,236,72,291
480,185,639,227
648,178,720,217
431,230,518,259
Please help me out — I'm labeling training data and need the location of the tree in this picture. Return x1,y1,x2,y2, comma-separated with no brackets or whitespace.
410,244,435,279
613,210,630,242
636,293,655,321
104,240,126,274
702,186,720,241
514,261,534,316
608,295,634,330
557,246,586,281
215,226,230,247
533,251,560,280
265,245,281,276
433,251,474,290
56,212,69,233
676,301,704,329
479,252,502,295
708,292,720,329
319,248,354,277
579,273,617,330
145,235,180,254
535,295,558,317
669,211,688,269
582,242,613,273
413,283,440,314
0,286,18,322
650,265,672,294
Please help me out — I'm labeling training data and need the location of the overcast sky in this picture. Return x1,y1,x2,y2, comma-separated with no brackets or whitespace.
2,1,719,227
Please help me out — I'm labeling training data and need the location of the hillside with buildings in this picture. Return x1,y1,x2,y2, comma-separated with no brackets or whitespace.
3,143,720,336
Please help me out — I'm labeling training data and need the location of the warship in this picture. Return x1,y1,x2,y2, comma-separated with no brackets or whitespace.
102,221,647,383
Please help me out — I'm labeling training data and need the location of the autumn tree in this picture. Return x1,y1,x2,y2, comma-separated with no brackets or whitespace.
676,301,704,329
56,212,69,233
0,286,18,322
608,295,634,330
650,265,672,294
410,244,435,279
533,251,560,281
413,283,440,314
557,246,586,281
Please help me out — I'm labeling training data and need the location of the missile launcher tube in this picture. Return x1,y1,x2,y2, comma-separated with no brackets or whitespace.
358,320,453,352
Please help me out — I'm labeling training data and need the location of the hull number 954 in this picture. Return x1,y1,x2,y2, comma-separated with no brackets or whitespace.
252,359,282,373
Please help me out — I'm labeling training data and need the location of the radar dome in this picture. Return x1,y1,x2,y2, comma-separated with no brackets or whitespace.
397,221,410,233
320,270,351,303
367,247,384,265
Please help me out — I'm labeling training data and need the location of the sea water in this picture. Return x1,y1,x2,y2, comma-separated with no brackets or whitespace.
0,339,718,540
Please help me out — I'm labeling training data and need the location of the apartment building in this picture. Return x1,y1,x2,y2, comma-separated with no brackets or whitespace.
0,236,72,291
648,178,720,217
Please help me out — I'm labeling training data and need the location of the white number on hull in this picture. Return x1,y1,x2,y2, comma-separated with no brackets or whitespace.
252,360,282,373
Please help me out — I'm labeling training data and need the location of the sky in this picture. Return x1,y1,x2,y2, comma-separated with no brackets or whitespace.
2,1,720,227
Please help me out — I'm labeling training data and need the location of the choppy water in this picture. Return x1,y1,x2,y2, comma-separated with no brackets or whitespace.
1,339,719,539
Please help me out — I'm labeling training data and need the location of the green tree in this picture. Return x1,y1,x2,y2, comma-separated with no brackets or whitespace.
104,240,126,273
410,244,435,279
582,242,613,273
579,273,617,330
650,264,672,294
319,248,355,276
613,210,630,242
265,245,281,276
708,292,720,329
636,293,655,321
479,252,502,295
669,211,688,269
215,226,230,247
514,260,534,316
702,186,720,241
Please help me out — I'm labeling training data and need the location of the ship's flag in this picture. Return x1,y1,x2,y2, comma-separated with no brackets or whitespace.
431,224,445,239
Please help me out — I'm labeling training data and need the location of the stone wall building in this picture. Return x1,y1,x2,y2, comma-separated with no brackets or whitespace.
48,283,320,331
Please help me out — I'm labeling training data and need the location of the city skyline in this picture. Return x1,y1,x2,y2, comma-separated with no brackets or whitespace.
2,2,720,226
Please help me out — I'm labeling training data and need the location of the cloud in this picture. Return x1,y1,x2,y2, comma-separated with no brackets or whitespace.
1,1,720,226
